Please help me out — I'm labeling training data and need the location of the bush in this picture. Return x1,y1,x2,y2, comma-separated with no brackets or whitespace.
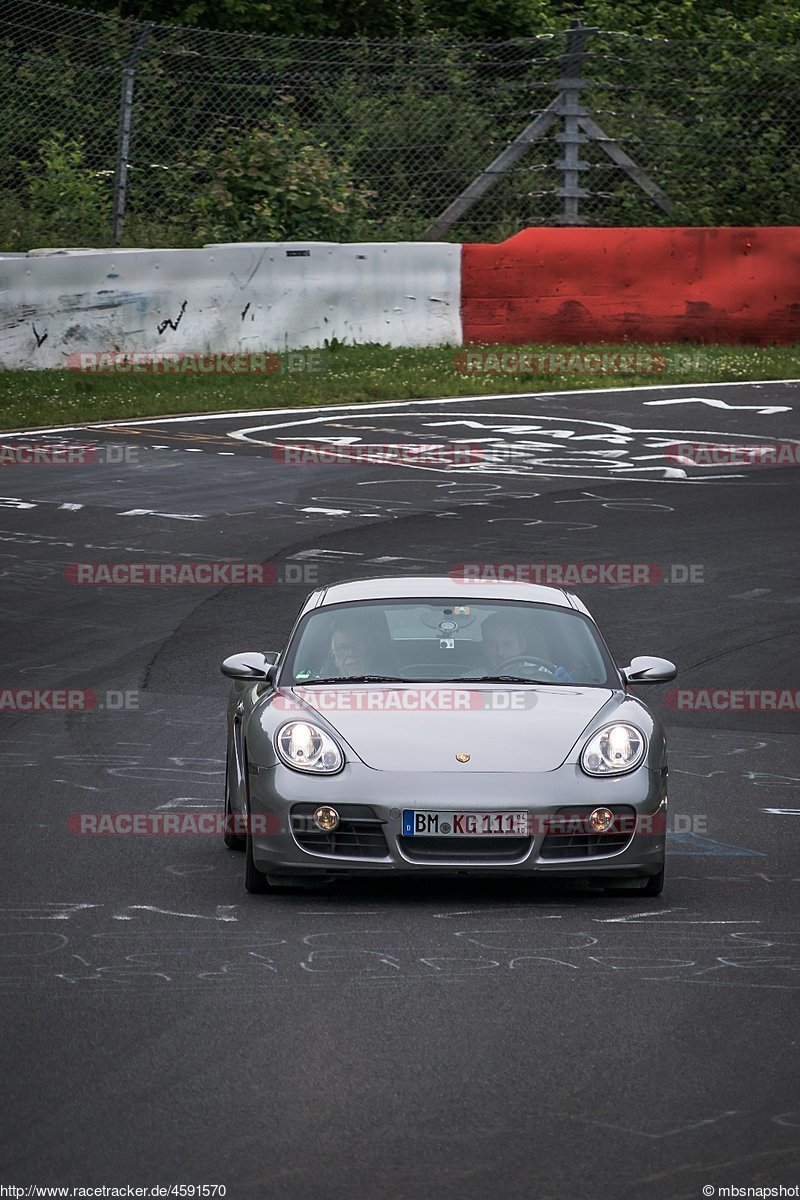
167,116,376,243
14,133,111,247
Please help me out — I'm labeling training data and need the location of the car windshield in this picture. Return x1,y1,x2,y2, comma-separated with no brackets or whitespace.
279,597,617,686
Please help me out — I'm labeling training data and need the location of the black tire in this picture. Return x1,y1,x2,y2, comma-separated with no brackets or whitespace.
245,829,271,894
264,875,311,891
640,864,665,897
237,737,270,893
223,745,245,852
603,861,665,897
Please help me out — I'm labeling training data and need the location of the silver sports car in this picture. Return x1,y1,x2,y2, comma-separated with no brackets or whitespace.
221,576,676,896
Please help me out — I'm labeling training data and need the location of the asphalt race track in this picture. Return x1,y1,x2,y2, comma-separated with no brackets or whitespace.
1,380,799,1198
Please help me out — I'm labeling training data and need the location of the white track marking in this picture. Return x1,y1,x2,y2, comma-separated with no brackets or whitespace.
5,379,797,435
645,397,790,414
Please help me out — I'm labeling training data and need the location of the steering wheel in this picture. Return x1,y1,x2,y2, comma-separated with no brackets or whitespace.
496,654,561,679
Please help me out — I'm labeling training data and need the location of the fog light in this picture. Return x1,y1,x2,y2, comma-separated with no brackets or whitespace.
588,807,614,833
314,805,340,832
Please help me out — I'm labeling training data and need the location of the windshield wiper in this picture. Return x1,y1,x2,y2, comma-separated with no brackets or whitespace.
464,675,565,685
292,675,408,685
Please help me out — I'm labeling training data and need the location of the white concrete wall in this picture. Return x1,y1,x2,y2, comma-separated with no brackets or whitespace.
0,242,463,369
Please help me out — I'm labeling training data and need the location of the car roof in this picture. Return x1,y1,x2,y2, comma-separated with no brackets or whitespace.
311,575,576,608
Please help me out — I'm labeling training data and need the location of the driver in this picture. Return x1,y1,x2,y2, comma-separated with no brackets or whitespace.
329,623,377,677
481,612,574,681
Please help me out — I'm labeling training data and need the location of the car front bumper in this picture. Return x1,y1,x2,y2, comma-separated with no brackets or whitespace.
247,760,667,880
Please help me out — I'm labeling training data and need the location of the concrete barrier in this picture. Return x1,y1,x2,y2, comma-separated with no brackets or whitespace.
0,228,796,369
0,242,462,369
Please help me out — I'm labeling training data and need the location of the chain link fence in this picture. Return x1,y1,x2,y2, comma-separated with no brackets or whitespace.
2,0,799,250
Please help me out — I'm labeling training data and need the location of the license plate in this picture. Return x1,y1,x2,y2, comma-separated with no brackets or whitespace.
402,810,528,837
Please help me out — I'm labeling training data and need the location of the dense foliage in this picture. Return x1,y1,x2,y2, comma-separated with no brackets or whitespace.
1,0,798,248
53,0,800,41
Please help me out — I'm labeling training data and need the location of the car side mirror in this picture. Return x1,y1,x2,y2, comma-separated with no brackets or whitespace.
221,651,273,681
620,655,677,684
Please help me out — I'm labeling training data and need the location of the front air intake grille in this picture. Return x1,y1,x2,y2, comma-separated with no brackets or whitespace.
539,832,632,859
291,804,390,860
539,806,636,860
398,835,532,863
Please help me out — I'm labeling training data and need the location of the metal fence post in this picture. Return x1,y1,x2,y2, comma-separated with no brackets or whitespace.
112,21,155,245
555,20,595,225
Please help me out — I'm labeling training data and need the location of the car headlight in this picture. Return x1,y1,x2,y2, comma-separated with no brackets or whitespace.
275,721,344,774
581,723,646,776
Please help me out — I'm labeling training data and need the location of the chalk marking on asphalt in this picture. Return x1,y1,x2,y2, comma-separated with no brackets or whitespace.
645,397,790,414
527,1107,741,1140
226,411,775,484
433,911,563,919
594,908,688,923
111,905,238,922
117,508,206,521
299,506,352,515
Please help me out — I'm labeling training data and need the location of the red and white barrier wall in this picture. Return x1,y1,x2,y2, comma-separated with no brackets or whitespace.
0,228,796,369
461,227,800,345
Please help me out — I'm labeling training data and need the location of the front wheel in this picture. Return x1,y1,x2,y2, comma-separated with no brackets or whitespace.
223,744,245,851
245,830,271,894
603,861,665,897
640,864,665,897
240,738,270,892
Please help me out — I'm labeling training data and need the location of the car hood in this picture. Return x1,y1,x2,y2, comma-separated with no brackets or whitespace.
279,685,617,772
